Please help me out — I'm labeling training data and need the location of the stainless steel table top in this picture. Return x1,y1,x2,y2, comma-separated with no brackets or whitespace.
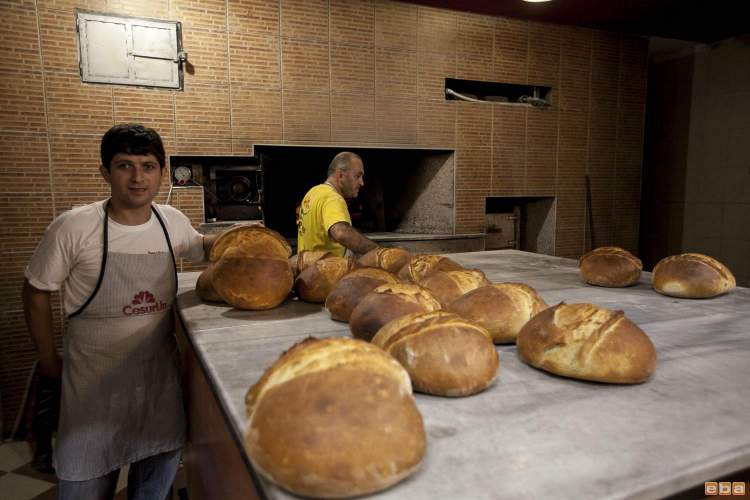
176,250,750,499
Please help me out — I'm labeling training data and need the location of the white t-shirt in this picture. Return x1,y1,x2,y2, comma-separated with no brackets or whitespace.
25,200,205,315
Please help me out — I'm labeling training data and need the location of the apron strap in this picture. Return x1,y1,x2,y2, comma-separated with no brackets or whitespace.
68,201,179,318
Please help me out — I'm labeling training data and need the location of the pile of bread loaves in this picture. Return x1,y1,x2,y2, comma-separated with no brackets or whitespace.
578,246,736,298
194,234,680,498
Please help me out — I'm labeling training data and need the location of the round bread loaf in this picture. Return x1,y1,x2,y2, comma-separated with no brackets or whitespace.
244,337,426,498
358,247,411,274
209,225,291,261
212,247,293,310
349,283,441,342
325,267,400,322
448,283,548,344
652,253,735,298
517,302,657,384
294,256,356,303
418,269,490,308
579,246,642,287
372,311,498,397
295,250,335,275
195,264,223,302
397,254,464,282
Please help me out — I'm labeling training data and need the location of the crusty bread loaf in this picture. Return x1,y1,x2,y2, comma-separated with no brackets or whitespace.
195,263,223,302
418,269,490,308
325,267,400,322
397,254,464,282
209,225,291,261
448,283,548,344
244,337,426,498
517,302,657,384
652,253,735,298
212,247,293,310
358,247,411,274
349,283,441,342
372,311,498,397
294,256,356,303
294,250,336,275
579,246,642,287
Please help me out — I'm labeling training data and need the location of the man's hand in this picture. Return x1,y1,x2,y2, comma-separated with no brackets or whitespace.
328,222,378,256
22,280,62,378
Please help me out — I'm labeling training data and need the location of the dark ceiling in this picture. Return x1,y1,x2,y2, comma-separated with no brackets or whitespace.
404,0,748,43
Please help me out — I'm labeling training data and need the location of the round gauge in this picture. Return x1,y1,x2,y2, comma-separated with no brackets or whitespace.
174,165,192,185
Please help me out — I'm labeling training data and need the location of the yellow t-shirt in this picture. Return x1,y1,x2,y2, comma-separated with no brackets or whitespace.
297,184,351,256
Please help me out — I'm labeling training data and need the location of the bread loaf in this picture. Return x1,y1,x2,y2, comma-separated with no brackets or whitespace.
212,247,293,310
372,311,498,397
358,247,411,274
448,283,548,344
325,267,400,322
579,246,642,287
209,225,291,261
418,269,490,308
291,250,335,277
517,303,657,384
349,283,441,342
244,337,426,498
294,256,356,303
397,255,464,282
652,253,735,298
195,264,222,302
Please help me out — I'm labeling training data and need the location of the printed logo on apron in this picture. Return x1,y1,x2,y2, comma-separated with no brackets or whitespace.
122,290,168,316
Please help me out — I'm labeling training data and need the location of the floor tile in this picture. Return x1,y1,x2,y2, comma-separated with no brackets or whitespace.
0,472,55,500
0,442,33,472
13,463,57,484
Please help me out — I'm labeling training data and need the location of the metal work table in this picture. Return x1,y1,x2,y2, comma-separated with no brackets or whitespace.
175,250,750,499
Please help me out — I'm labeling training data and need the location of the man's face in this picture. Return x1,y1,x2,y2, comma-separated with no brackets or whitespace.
100,153,163,210
338,158,364,199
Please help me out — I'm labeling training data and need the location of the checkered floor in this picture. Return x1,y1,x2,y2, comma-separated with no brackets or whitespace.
0,440,185,500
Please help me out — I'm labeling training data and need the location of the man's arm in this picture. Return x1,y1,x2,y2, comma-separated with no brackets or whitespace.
22,279,62,378
202,233,218,259
328,222,378,255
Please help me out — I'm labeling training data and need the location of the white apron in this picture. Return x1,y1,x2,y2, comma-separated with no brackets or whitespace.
54,202,185,481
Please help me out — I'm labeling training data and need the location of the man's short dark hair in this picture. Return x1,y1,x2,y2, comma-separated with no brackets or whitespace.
327,151,362,177
100,124,166,171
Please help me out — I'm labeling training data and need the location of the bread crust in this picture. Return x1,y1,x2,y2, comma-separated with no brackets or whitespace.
448,283,548,343
652,253,735,298
349,283,441,341
209,225,291,262
325,267,400,322
358,247,411,274
516,303,657,384
418,269,491,308
397,255,463,282
212,247,293,310
294,256,355,303
195,263,223,302
372,311,498,397
578,246,642,287
244,337,426,498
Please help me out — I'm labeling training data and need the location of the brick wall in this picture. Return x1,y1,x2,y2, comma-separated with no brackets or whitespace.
0,0,647,435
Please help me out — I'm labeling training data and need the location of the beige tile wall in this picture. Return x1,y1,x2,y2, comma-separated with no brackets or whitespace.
0,0,646,433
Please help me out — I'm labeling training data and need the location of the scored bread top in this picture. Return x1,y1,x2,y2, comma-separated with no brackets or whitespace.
210,225,292,262
398,255,463,282
372,311,491,351
338,266,400,284
370,283,442,310
578,246,642,269
359,247,411,273
653,253,735,283
491,282,548,314
245,337,411,418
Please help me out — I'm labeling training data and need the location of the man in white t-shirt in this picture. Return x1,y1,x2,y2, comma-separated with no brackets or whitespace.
22,124,217,499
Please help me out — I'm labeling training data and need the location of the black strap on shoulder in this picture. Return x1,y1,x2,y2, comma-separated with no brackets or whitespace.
68,200,110,319
151,204,178,297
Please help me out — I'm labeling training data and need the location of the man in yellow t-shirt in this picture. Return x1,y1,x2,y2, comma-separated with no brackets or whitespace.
297,152,378,256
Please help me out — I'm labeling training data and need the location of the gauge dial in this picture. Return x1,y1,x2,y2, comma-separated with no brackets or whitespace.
174,165,192,185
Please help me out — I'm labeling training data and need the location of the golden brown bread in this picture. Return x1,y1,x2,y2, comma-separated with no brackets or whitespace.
397,254,464,282
244,337,426,498
372,311,498,397
447,283,548,344
195,264,223,302
579,246,642,287
652,253,735,298
211,247,293,310
325,267,400,322
358,247,411,274
349,283,442,342
295,250,335,275
294,256,356,303
418,269,490,308
516,303,657,384
209,225,291,261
